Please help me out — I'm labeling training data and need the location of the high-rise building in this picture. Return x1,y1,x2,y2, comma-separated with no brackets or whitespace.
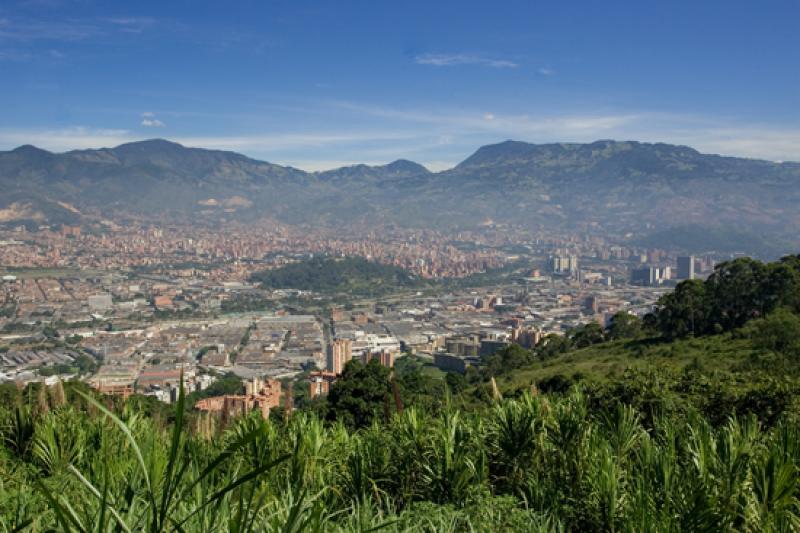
677,256,696,280
363,348,396,368
631,266,659,286
512,326,542,349
549,255,578,275
327,338,352,375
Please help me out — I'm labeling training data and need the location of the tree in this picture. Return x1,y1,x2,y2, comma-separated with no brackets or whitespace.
705,257,769,330
745,308,800,358
445,372,468,394
483,344,534,376
606,312,642,340
765,260,800,313
655,256,800,339
391,355,447,411
568,322,606,348
535,334,572,359
186,373,243,409
327,359,391,428
656,279,710,338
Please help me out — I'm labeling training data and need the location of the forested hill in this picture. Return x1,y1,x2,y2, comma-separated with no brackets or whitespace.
249,256,422,295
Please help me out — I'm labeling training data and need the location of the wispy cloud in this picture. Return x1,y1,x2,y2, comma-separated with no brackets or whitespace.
0,17,100,42
0,126,135,151
674,127,800,163
3,108,800,172
0,48,32,61
0,46,65,61
0,15,157,43
174,131,419,152
140,112,165,127
105,17,156,34
414,53,518,68
326,101,800,165
332,101,639,135
537,67,555,76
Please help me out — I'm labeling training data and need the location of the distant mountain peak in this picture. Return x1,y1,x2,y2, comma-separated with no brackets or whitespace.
113,138,185,152
316,158,429,182
383,159,430,174
456,139,719,170
10,144,52,156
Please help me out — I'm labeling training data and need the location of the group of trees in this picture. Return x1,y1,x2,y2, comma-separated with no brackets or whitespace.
655,256,800,339
36,353,97,377
301,358,450,430
480,311,644,380
742,308,800,359
250,256,422,295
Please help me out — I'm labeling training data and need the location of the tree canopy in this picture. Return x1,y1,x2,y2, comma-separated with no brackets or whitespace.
655,255,800,338
250,256,421,295
326,359,392,428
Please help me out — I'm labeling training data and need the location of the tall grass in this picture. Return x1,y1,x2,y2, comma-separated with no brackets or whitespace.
2,384,800,531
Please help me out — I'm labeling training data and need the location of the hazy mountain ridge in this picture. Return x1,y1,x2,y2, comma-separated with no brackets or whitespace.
317,159,430,184
1,138,799,241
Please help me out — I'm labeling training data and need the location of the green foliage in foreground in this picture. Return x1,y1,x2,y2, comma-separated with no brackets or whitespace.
3,382,800,531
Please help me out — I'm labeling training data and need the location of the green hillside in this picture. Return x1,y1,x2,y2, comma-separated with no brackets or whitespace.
250,256,423,295
500,333,760,388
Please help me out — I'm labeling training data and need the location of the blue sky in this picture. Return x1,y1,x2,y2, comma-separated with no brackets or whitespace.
0,0,798,170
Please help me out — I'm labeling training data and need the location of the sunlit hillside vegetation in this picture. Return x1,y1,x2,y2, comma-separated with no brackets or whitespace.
3,255,800,531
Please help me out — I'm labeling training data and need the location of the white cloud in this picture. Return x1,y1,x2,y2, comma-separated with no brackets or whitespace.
173,131,418,152
140,112,165,127
537,67,554,76
665,127,800,162
333,101,640,136
414,53,518,68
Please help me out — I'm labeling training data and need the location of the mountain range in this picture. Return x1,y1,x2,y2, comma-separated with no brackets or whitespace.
1,138,799,250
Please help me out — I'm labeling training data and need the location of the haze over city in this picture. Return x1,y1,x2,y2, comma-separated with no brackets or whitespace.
3,1,800,531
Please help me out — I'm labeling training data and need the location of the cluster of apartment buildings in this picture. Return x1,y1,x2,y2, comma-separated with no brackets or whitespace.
630,255,714,286
195,377,282,419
